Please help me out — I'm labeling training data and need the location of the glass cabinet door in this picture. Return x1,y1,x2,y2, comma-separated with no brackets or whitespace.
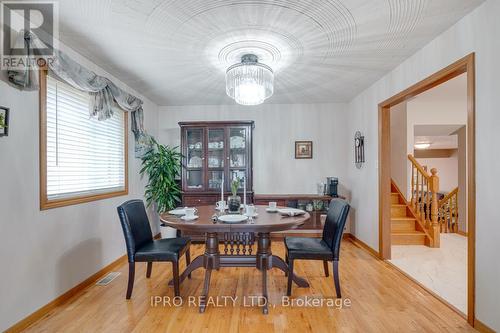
229,127,246,168
230,170,246,190
182,123,252,194
207,128,225,190
185,128,204,190
228,127,248,191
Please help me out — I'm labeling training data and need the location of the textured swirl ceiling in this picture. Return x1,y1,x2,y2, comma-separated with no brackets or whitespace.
57,0,483,105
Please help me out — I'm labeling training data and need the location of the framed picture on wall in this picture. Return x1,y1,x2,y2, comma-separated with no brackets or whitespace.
295,141,313,159
0,106,9,137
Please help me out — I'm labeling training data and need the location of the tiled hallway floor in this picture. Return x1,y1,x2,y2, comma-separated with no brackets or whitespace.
390,233,467,314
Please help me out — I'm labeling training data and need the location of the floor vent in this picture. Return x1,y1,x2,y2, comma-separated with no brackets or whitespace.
96,272,121,286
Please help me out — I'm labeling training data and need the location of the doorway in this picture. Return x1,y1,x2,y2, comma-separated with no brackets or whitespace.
378,54,475,325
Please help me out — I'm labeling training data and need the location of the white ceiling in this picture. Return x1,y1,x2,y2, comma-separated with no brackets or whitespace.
56,0,484,106
415,135,458,150
414,125,464,137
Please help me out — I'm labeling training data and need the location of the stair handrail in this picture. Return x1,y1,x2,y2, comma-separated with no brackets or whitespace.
438,187,458,206
408,154,430,180
408,154,440,248
438,187,459,233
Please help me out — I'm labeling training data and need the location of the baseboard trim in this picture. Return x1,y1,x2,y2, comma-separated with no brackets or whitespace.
344,233,380,258
474,319,496,333
6,233,163,332
5,254,128,333
7,232,488,332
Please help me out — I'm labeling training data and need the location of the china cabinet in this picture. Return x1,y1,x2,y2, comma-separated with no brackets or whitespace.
179,121,254,209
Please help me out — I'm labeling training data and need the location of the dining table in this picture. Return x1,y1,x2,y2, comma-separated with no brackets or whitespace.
160,205,311,314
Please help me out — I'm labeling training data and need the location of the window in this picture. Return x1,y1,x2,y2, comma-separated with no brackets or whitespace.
40,71,128,209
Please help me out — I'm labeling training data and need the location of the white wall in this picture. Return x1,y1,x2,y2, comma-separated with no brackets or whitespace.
456,126,468,232
0,45,159,330
405,75,467,197
416,156,458,193
390,102,407,193
157,103,350,196
347,0,499,329
406,75,467,148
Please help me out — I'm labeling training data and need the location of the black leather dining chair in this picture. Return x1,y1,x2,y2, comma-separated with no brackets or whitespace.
117,200,191,298
284,199,350,297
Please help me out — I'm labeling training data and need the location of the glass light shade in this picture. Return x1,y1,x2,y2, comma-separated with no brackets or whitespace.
414,143,431,150
226,57,274,106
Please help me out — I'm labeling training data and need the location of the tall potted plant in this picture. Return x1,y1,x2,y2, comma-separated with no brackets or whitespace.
140,138,182,238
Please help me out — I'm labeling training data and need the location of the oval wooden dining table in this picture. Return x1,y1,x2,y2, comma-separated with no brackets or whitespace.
160,205,310,314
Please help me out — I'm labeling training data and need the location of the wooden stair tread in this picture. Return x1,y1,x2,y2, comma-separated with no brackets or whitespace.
391,217,416,221
392,230,425,235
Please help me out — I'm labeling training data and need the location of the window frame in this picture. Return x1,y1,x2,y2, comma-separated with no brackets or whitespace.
39,69,128,210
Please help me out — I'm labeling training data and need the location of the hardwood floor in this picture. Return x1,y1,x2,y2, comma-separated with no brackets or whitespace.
23,240,476,332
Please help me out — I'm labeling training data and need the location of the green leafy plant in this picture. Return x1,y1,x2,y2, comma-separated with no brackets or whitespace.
140,138,182,213
231,177,241,196
0,113,5,129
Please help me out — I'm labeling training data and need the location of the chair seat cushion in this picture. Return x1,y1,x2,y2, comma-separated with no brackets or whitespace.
285,237,333,259
135,237,190,262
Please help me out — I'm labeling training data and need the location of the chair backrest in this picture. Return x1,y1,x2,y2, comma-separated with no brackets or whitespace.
117,200,153,261
322,199,350,260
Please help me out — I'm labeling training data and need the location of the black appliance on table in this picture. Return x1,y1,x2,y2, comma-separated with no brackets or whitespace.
326,177,339,197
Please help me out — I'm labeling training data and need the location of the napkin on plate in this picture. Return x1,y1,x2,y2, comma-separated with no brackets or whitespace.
278,209,306,217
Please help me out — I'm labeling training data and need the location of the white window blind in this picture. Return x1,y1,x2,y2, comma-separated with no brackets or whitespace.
46,75,126,201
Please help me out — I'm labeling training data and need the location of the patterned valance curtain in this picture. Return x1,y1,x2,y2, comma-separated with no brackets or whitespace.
7,30,152,157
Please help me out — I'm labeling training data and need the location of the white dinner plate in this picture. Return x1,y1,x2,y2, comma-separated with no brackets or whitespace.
181,215,198,221
218,214,249,224
168,208,186,216
266,208,278,213
277,208,306,216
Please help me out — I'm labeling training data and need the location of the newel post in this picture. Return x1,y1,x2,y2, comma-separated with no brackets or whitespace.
430,168,440,248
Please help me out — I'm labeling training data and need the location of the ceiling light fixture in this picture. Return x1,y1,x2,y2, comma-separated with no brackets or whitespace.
414,143,431,150
226,54,273,106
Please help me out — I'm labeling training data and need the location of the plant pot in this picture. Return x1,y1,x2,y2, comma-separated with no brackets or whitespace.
227,195,241,214
160,225,177,239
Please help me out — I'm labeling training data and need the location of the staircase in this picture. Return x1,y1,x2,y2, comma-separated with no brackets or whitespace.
391,182,429,245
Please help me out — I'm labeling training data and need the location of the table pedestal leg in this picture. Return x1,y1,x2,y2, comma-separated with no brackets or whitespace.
199,232,219,313
256,233,272,314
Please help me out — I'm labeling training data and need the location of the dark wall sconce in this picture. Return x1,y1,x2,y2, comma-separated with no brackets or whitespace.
0,106,9,137
354,131,364,169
